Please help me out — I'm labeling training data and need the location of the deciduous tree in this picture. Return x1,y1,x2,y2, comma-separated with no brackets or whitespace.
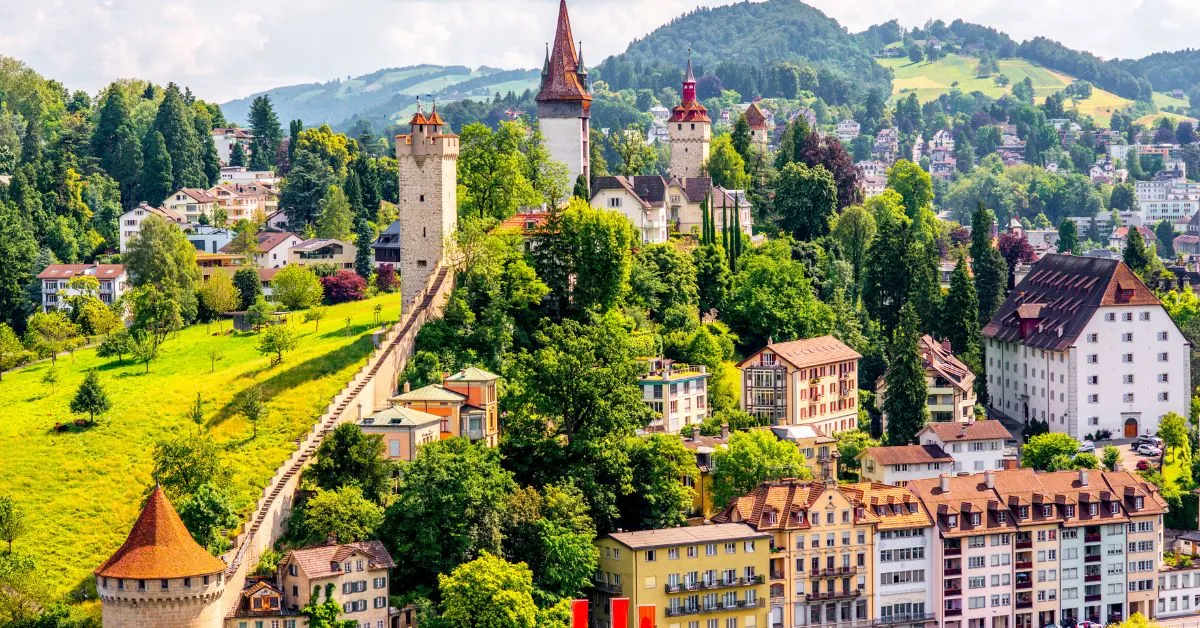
257,324,298,366
271,266,324,310
300,486,384,545
0,495,26,553
775,162,838,240
199,271,239,330
316,185,353,240
1057,218,1079,254
711,429,810,510
308,423,392,503
1021,433,1081,471
438,553,538,628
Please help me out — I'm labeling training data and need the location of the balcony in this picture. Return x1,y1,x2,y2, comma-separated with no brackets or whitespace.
1015,561,1033,570
771,571,785,581
945,609,963,617
944,546,962,556
1016,601,1033,609
943,587,962,597
1016,540,1033,549
665,576,761,593
1085,533,1102,543
944,567,962,576
593,582,621,594
806,589,862,601
877,613,938,625
810,566,859,578
665,598,765,618
1085,594,1102,602
1085,554,1101,563
1085,574,1102,583
1015,581,1032,590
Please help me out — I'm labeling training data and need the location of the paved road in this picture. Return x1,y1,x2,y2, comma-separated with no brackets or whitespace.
1157,615,1200,628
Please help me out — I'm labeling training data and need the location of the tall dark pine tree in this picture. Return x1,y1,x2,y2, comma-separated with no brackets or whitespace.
731,114,752,163
774,118,809,169
248,97,284,170
1057,219,1079,254
92,88,132,163
344,170,365,221
356,157,381,216
864,210,920,334
229,143,247,167
153,83,204,189
286,118,303,167
941,257,981,368
139,131,174,205
108,123,144,210
354,216,374,280
1123,227,1153,276
883,304,929,445
909,225,943,336
0,202,38,332
969,203,1007,327
193,107,221,186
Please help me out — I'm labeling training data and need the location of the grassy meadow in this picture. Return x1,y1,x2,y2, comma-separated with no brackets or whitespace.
0,294,400,597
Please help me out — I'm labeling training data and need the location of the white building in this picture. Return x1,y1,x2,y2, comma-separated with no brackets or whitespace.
637,358,710,434
218,166,276,186
219,231,303,269
1135,177,1200,225
983,254,1190,440
589,175,669,244
917,420,1012,473
846,483,935,627
118,203,186,253
163,188,219,224
1157,565,1200,618
859,444,955,486
186,225,234,254
211,128,253,165
37,264,128,312
836,119,861,144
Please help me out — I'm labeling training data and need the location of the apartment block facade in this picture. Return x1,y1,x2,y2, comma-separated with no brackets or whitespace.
592,524,770,628
639,358,711,434
738,336,861,435
906,469,1167,628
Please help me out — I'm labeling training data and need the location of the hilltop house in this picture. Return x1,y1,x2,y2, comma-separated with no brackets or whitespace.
737,336,861,435
390,367,501,446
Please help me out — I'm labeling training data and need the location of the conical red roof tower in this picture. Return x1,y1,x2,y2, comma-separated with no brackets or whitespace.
95,486,226,579
669,52,710,123
536,0,591,103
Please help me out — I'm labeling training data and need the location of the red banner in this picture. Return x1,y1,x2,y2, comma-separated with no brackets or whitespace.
611,598,630,628
637,604,656,628
571,600,588,628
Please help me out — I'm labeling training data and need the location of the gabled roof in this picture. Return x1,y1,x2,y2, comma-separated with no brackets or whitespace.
737,335,861,369
174,188,218,203
536,0,590,104
292,238,349,252
917,335,975,393
285,540,395,580
121,202,185,223
920,420,1012,443
95,486,226,578
360,405,442,428
744,102,768,130
860,444,953,466
840,482,933,531
446,366,500,382
711,479,829,531
392,383,467,403
220,231,299,254
981,253,1160,351
591,176,668,209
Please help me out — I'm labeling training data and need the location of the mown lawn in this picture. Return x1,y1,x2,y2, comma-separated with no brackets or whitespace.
0,294,400,597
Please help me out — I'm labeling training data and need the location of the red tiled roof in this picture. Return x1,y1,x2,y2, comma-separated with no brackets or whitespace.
982,254,1159,351
861,444,952,466
744,102,768,129
668,100,711,124
499,211,550,232
178,188,218,203
285,540,396,580
37,264,125,280
426,109,446,126
409,111,429,126
738,335,861,369
95,486,226,579
920,420,1012,442
711,479,828,531
536,0,591,103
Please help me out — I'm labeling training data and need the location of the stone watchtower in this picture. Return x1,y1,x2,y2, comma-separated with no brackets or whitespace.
536,0,592,187
94,486,228,627
395,102,459,309
668,53,711,180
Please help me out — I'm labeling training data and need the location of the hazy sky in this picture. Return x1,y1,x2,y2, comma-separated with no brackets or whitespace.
2,0,1198,103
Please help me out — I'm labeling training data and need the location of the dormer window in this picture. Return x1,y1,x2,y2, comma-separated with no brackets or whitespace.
1135,497,1144,510
947,514,958,527
1042,505,1052,517
331,561,340,572
1019,506,1029,519
1110,503,1120,515
970,513,981,526
997,511,1007,523
1064,505,1075,518
1089,503,1099,516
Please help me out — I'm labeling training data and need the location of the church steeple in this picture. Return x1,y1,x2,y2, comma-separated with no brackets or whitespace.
535,0,591,103
682,48,698,105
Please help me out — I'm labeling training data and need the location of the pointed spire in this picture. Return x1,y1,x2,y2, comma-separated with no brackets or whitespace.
536,0,591,103
427,96,445,127
685,48,696,83
542,42,550,78
94,486,226,579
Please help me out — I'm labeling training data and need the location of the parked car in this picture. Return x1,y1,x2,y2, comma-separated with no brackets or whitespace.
1133,435,1163,447
1136,444,1162,456
1136,460,1150,471
1078,622,1103,628
1078,440,1095,453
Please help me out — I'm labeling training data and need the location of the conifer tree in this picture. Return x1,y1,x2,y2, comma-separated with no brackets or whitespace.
229,143,247,167
193,106,221,186
139,131,174,205
883,305,928,445
343,170,365,220
941,256,981,368
1057,219,1079,254
153,83,204,189
354,216,374,280
1123,227,1153,276
970,203,1007,326
109,123,144,210
731,113,752,163
248,97,283,170
316,185,353,240
70,371,111,424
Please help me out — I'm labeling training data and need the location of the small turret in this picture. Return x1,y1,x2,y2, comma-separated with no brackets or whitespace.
576,41,589,90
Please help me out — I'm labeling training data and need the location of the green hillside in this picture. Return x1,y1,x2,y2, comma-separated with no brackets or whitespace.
220,65,538,131
0,295,399,597
879,53,1136,125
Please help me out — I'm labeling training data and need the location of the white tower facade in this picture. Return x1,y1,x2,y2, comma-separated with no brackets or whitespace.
536,0,591,187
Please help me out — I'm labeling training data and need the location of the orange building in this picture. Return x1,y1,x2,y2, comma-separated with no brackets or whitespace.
391,367,500,446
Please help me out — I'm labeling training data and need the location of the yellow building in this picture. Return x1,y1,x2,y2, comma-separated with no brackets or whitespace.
713,479,877,628
593,524,770,628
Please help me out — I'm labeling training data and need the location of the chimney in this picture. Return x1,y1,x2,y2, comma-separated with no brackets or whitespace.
939,474,950,493
720,423,730,439
326,532,338,546
1079,469,1089,486
403,381,411,393
1001,458,1019,471
984,470,994,489
941,339,952,353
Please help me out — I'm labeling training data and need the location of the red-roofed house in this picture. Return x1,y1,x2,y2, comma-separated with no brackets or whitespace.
983,253,1190,440
276,539,395,624
118,203,186,253
743,101,771,152
220,231,303,269
737,336,861,434
37,264,128,311
163,188,219,223
877,335,977,429
590,175,669,243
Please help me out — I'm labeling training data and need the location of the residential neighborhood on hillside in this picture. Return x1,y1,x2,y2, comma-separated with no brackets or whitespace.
9,1,1200,628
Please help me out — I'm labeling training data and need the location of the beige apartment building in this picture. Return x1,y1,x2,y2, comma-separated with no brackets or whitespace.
276,540,395,628
878,335,977,429
738,336,861,435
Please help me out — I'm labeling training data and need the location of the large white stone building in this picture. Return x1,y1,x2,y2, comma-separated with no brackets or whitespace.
1135,175,1200,225
983,254,1190,440
536,0,591,187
